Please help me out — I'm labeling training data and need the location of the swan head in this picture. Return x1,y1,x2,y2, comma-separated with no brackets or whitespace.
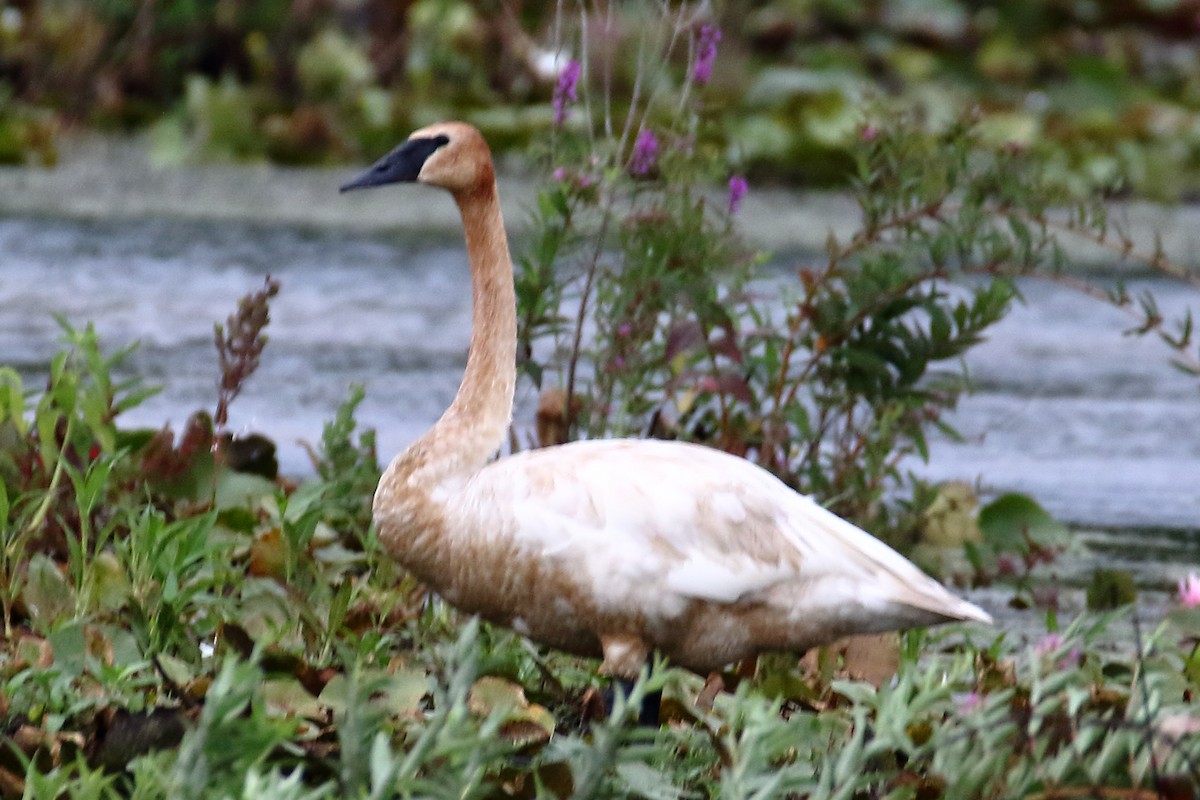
340,122,493,196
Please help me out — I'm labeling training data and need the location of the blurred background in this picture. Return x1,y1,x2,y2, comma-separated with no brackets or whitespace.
2,0,1200,198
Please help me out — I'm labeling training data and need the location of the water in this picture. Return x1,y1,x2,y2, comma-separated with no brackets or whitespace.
2,214,1198,623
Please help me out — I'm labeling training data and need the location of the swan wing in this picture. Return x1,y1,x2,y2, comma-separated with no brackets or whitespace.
461,438,988,623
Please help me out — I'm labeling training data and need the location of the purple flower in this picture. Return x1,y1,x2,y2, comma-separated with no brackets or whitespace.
552,167,567,182
727,175,748,214
692,24,722,85
630,129,659,175
553,60,581,126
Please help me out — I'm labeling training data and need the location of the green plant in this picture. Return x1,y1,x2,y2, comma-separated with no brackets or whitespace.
6,4,1200,797
516,5,1200,548
0,320,158,635
303,385,380,538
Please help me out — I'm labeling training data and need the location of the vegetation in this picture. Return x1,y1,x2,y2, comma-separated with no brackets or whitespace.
3,1,1200,198
2,314,1200,798
3,1,1200,798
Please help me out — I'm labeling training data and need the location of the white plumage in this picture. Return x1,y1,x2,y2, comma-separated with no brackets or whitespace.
341,121,992,680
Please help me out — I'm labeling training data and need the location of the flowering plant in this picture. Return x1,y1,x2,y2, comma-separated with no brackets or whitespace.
517,3,1200,545
517,5,1014,535
516,3,752,445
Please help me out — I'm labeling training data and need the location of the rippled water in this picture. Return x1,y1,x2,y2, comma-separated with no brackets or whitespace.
2,214,1198,617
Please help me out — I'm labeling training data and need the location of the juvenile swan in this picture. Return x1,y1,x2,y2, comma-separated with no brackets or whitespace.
340,122,991,679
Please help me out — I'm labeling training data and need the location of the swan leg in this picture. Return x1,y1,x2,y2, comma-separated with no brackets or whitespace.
598,633,650,678
598,633,660,725
695,672,725,711
611,678,661,727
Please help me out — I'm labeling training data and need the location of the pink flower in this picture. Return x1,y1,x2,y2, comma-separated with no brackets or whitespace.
692,24,722,85
1034,632,1063,656
630,129,659,175
955,691,983,714
861,124,879,142
1034,632,1080,668
552,167,567,181
727,175,748,214
1178,573,1200,608
553,60,581,126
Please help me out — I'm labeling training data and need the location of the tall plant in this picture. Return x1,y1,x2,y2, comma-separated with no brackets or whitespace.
516,3,1200,542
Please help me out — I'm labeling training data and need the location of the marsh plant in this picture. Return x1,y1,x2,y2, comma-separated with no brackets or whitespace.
3,2,1200,798
515,4,1200,545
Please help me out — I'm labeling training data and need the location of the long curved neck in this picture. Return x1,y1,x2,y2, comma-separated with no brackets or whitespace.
413,180,517,479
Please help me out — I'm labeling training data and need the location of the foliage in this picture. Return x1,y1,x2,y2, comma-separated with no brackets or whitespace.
513,4,1200,543
0,212,1197,800
0,87,56,166
3,2,1200,195
4,3,1200,797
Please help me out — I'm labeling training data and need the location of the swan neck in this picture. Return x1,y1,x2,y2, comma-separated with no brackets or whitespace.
431,181,517,472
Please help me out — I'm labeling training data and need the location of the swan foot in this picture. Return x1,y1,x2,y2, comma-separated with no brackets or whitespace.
579,682,662,727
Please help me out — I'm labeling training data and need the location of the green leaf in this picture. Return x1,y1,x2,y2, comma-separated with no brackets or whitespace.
48,620,87,676
213,468,276,510
831,679,876,705
26,553,75,631
977,493,1069,554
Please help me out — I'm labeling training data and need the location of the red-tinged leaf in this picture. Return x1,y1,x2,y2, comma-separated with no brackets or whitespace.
709,334,744,364
538,762,574,800
714,374,754,403
664,320,704,362
693,373,753,403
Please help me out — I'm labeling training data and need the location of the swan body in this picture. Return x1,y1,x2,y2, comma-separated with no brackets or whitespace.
341,122,991,678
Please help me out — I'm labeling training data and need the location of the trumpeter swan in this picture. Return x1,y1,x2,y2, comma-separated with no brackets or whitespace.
340,122,991,682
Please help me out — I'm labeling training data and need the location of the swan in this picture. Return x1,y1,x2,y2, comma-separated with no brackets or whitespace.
340,122,992,682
